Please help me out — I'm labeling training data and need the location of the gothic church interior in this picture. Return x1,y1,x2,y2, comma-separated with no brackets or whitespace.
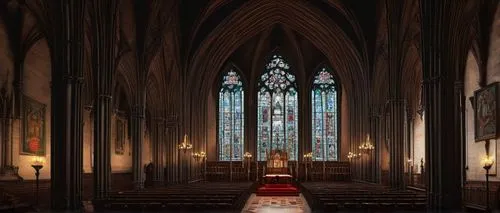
0,0,499,212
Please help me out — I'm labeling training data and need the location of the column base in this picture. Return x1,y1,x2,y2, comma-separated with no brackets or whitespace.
0,166,23,181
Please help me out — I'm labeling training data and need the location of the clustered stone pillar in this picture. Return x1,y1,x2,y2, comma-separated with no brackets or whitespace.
48,0,85,210
89,0,118,202
454,81,466,187
369,109,382,183
420,0,469,209
131,105,145,189
93,94,112,200
165,118,179,184
152,117,165,186
374,112,383,183
384,0,411,189
0,90,10,174
388,99,406,189
406,109,414,186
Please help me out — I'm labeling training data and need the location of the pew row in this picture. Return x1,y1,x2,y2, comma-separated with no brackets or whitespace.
301,182,427,212
94,182,256,211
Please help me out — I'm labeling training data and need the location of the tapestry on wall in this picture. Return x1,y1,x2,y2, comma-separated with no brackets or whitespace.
115,117,125,155
474,82,499,142
21,96,46,156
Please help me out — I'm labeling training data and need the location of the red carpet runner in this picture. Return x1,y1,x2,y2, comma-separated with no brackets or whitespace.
256,184,300,196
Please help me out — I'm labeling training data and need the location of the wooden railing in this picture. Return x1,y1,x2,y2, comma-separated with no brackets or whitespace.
463,181,500,211
205,161,351,182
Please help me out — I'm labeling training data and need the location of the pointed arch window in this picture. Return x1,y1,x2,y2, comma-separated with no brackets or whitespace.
311,66,339,161
218,68,244,161
257,54,298,161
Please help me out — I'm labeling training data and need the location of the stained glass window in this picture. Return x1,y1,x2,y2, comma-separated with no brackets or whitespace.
312,66,338,161
218,69,244,161
257,55,298,161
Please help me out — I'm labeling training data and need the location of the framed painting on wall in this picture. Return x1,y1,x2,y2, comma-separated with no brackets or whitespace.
21,96,46,156
115,117,125,155
474,82,499,142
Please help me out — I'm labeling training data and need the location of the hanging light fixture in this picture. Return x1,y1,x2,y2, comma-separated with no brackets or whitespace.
178,134,193,153
359,134,375,153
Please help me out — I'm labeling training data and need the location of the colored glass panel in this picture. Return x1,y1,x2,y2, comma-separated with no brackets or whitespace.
311,67,338,161
257,55,298,161
218,69,244,161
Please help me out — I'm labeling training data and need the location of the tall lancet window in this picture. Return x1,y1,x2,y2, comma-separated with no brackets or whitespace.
257,54,298,161
218,68,244,161
311,66,339,161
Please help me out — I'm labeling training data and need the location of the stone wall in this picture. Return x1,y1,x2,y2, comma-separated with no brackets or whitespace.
16,39,51,180
0,27,151,180
465,2,500,181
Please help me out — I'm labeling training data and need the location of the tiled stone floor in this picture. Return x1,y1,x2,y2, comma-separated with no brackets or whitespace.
242,194,311,213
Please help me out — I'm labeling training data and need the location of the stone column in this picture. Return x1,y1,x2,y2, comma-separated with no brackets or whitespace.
420,0,469,209
131,105,145,189
0,90,8,171
93,94,111,200
0,90,9,165
48,0,85,210
388,99,406,189
166,120,179,184
407,110,414,185
165,125,171,184
454,82,466,187
152,117,165,186
369,111,381,183
165,122,175,184
68,75,85,209
374,112,383,183
89,0,118,201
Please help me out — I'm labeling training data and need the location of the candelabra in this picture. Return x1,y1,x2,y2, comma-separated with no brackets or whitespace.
303,152,313,181
482,155,494,212
347,152,361,160
31,156,44,206
359,134,375,154
244,152,252,181
192,152,206,162
192,151,206,179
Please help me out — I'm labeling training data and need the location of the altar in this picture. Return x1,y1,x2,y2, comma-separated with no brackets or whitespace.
256,150,299,196
263,174,293,184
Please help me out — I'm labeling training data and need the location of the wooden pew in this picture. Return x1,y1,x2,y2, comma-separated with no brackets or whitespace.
96,182,255,211
301,182,427,211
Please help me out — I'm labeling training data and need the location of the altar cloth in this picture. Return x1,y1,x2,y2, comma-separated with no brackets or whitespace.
264,174,293,178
